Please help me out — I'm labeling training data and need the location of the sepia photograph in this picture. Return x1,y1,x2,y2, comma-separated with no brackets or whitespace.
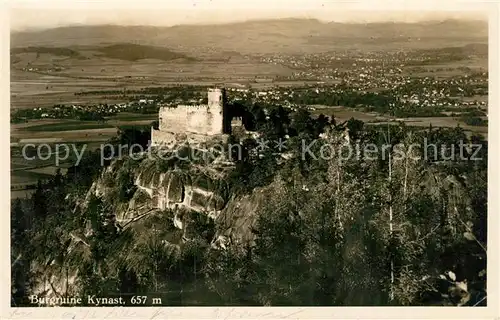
3,0,498,316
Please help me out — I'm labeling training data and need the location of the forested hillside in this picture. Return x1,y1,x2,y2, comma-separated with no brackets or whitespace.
11,103,487,306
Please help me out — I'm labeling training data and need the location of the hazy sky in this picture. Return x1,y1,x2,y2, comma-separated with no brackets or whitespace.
9,0,489,31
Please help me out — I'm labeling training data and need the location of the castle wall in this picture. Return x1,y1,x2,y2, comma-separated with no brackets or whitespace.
153,88,226,147
208,88,227,134
152,128,227,147
159,106,188,133
185,105,223,135
208,107,224,135
158,104,223,136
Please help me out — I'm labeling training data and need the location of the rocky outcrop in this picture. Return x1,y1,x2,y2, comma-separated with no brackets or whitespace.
27,151,273,303
82,153,277,250
212,185,274,248
88,155,230,227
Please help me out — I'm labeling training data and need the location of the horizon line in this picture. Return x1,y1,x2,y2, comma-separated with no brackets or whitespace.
11,16,489,33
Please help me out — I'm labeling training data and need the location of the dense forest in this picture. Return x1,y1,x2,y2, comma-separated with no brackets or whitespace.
11,103,487,306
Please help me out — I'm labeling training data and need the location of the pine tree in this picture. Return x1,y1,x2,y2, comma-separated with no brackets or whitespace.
32,180,48,218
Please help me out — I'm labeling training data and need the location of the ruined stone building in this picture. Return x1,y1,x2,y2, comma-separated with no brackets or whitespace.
151,88,243,147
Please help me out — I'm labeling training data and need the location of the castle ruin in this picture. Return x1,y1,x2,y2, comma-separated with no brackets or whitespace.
151,88,241,147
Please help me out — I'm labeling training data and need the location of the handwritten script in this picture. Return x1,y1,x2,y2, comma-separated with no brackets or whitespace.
8,307,308,319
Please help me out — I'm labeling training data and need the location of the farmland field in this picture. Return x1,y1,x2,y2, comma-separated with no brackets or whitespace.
106,112,158,121
11,189,36,199
23,121,114,132
311,105,488,137
10,51,294,109
10,113,157,198
26,166,69,176
11,170,54,184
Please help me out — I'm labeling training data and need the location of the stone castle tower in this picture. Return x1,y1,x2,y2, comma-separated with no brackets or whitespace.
207,88,224,109
207,87,230,134
151,87,232,147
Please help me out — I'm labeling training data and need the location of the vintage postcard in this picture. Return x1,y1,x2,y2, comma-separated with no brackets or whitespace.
1,0,499,319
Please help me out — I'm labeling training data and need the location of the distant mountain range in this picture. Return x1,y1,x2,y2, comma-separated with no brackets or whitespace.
11,18,488,55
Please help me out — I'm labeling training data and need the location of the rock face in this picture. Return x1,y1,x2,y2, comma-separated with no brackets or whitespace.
134,170,225,214
86,154,275,249
90,156,229,226
213,187,272,248
29,152,269,302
